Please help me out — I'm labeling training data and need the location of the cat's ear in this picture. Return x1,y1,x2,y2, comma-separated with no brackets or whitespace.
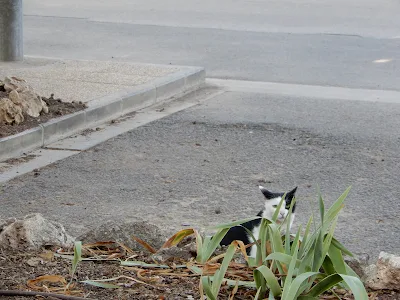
287,187,298,198
259,186,275,199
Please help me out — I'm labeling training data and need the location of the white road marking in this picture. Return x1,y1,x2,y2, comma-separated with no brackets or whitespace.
207,78,400,104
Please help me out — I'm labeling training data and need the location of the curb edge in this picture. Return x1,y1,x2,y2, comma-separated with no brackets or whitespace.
0,66,205,162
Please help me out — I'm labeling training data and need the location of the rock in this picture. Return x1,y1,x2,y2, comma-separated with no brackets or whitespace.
233,254,247,265
3,76,30,93
78,220,167,252
153,246,193,263
0,217,17,231
18,89,48,118
0,97,24,124
2,76,48,118
0,213,74,250
8,90,21,104
365,251,400,290
153,237,197,263
345,253,370,279
26,257,42,267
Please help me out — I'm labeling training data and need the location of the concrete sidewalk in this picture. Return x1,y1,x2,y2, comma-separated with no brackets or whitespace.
0,57,205,162
0,57,187,104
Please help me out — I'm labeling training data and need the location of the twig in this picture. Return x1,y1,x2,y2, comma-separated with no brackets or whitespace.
0,290,96,300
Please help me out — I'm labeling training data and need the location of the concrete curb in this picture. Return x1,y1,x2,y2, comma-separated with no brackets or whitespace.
0,66,205,161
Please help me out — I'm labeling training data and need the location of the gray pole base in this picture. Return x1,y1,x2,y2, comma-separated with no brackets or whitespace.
0,0,23,61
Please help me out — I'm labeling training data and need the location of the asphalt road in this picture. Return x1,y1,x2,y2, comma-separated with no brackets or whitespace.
23,0,400,90
1,87,399,258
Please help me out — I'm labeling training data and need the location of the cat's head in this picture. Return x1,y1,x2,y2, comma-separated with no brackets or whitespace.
259,186,298,223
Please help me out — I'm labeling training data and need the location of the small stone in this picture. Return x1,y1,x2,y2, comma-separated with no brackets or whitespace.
345,253,369,279
78,220,167,252
365,251,400,290
8,90,20,104
233,254,247,265
0,213,74,250
0,97,24,124
26,257,41,267
152,237,197,263
2,77,48,118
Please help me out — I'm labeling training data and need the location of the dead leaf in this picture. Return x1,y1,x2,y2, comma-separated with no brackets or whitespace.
132,235,157,253
160,228,195,249
83,241,116,248
229,281,239,300
27,274,67,291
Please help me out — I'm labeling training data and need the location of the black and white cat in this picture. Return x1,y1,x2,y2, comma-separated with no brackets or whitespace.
220,186,298,257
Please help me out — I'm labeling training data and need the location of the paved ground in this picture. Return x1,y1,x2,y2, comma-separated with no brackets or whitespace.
0,58,179,103
1,85,399,258
23,0,400,90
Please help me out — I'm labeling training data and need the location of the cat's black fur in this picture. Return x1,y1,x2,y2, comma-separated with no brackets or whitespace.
219,187,297,253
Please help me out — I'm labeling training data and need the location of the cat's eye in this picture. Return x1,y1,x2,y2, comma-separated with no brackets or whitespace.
272,205,278,208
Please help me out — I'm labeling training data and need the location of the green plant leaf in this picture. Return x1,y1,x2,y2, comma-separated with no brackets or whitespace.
272,196,286,221
212,242,237,296
242,225,261,266
282,272,320,300
209,216,261,230
322,216,338,260
160,228,195,249
305,274,368,300
202,228,230,263
321,255,336,275
268,224,285,253
325,186,351,223
268,290,276,300
268,224,285,275
305,273,343,297
291,225,302,257
81,280,120,289
339,274,369,300
298,216,313,257
120,260,171,268
254,287,262,300
285,199,296,255
259,218,270,263
187,264,203,275
195,229,204,263
312,230,323,272
265,252,301,267
201,276,216,300
345,262,359,278
210,277,256,288
71,241,82,277
254,265,282,297
318,187,325,224
297,296,318,300
331,237,354,257
328,243,347,275
281,239,300,298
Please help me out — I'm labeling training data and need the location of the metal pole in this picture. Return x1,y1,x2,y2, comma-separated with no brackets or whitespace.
0,0,23,61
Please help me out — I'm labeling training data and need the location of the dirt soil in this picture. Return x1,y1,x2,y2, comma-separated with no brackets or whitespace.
0,93,86,138
0,244,399,300
0,246,201,300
